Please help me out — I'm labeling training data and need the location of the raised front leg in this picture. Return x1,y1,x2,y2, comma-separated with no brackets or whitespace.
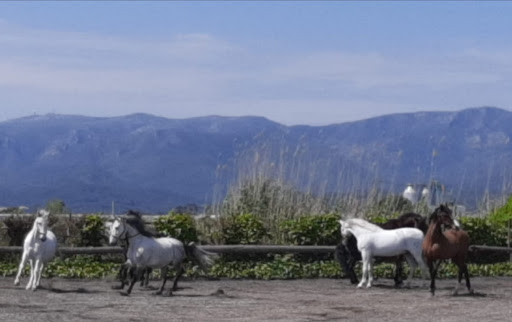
14,251,29,286
122,266,141,296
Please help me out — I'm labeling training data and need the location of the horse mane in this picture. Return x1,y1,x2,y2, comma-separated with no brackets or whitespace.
428,204,453,223
346,218,383,232
380,212,428,234
125,210,155,238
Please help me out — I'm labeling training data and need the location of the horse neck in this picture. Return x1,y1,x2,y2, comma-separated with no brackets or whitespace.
425,220,444,244
124,223,150,246
29,219,42,242
346,225,371,239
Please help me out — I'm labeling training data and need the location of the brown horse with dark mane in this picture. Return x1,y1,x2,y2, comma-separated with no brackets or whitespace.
422,204,473,296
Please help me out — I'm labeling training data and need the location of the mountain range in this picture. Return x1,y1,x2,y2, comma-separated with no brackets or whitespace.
1,107,511,213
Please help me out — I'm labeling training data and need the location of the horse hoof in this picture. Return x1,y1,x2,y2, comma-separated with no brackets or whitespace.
468,288,474,295
14,280,20,286
120,292,130,296
153,291,163,296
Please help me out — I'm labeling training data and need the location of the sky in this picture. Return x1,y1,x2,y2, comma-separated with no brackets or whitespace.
1,1,512,125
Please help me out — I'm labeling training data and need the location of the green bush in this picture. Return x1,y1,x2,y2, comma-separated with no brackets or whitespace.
459,217,509,263
221,213,269,245
280,214,341,246
154,213,199,243
79,215,106,247
2,215,34,246
460,217,507,247
489,196,512,226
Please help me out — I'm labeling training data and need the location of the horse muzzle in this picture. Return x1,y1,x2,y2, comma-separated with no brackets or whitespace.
40,236,47,242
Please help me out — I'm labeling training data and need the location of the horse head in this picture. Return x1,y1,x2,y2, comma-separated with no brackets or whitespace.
35,209,50,242
339,220,351,237
108,217,126,246
429,204,457,230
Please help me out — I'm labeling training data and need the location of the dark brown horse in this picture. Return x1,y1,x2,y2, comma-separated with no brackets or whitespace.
422,204,473,296
336,212,428,286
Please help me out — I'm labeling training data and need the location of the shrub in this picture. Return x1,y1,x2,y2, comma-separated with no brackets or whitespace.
280,214,341,246
154,213,199,243
488,196,512,226
79,214,106,247
460,217,509,263
2,215,34,246
221,213,269,245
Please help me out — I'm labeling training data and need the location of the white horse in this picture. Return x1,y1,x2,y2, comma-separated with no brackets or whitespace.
108,214,216,296
339,218,429,288
14,210,57,290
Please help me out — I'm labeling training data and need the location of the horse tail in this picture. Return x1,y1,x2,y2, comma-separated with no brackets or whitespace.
184,242,217,271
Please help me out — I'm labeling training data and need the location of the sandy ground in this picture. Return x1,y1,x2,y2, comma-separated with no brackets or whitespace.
0,276,511,322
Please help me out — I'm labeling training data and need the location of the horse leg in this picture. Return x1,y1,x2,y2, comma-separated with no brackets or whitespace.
31,259,41,291
112,264,127,290
14,250,29,286
427,260,438,296
123,267,141,296
404,254,417,288
155,266,169,296
172,264,184,292
36,262,45,288
410,251,429,287
459,261,473,294
336,242,358,284
26,259,34,290
393,256,404,287
367,257,374,288
357,251,369,288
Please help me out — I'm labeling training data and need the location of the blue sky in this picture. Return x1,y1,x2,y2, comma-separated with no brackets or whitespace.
1,1,512,125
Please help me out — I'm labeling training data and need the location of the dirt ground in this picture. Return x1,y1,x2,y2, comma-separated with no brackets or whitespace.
0,276,511,322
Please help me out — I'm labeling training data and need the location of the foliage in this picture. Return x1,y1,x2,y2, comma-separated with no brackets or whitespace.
459,217,509,263
2,254,512,280
460,217,507,247
218,178,334,243
221,213,269,245
2,215,34,246
280,214,341,246
489,195,512,226
154,212,199,243
79,215,106,247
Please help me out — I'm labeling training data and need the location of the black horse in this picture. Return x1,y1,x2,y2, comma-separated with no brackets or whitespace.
335,212,428,286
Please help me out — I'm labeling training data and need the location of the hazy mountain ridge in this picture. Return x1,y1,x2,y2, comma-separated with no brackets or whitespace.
1,107,511,213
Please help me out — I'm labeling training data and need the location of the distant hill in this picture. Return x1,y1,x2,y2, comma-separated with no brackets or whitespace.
1,107,511,213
